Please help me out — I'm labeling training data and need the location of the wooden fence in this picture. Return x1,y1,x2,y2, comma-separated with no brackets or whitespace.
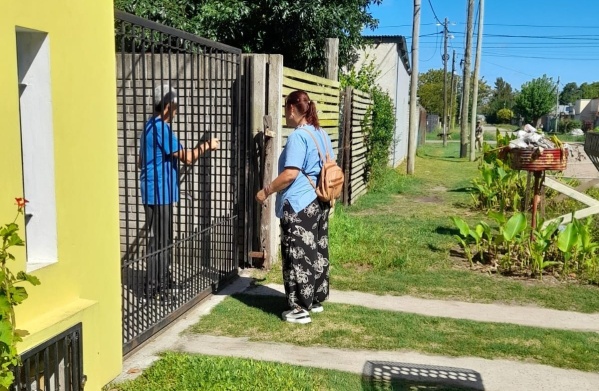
340,87,373,205
281,67,341,155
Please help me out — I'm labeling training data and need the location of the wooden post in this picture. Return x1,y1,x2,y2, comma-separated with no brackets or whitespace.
341,86,352,205
324,38,339,81
258,115,274,267
407,0,421,175
264,54,284,268
461,0,474,158
470,0,485,161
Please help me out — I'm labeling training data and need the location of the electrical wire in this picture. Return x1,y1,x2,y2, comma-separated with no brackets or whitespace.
427,0,443,25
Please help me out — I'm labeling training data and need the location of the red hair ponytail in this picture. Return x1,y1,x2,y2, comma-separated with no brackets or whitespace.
285,90,320,129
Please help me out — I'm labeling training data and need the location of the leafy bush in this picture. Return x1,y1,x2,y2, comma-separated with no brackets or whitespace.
471,131,525,212
0,198,41,388
452,213,599,282
341,59,396,182
558,119,582,133
496,108,514,123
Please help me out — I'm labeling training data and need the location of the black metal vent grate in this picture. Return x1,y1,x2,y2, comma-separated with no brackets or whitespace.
11,323,85,391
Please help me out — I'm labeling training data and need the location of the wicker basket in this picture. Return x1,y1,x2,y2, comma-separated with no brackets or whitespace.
508,148,567,171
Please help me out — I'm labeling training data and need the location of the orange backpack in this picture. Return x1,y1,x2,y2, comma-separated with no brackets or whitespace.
302,128,345,205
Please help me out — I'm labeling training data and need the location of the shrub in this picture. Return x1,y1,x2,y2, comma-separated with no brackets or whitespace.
341,59,396,182
558,119,582,133
496,108,514,123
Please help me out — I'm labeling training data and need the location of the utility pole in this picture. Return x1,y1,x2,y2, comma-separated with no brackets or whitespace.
449,50,456,129
407,0,421,175
555,77,560,132
470,0,484,161
442,18,449,147
460,0,475,158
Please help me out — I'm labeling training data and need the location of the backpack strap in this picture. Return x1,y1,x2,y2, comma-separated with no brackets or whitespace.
298,127,328,190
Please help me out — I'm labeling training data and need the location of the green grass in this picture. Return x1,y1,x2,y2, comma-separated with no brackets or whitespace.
555,133,585,143
489,123,519,131
110,352,363,391
189,295,599,372
265,143,599,313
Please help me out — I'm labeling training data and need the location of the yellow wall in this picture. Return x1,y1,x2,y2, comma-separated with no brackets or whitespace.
0,1,122,390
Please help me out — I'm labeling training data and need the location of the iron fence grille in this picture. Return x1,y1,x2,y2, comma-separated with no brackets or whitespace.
11,323,85,391
115,11,243,354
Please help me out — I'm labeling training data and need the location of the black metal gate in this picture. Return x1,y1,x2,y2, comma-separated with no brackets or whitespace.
115,11,244,354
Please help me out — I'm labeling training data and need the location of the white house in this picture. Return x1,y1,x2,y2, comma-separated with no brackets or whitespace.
356,35,411,167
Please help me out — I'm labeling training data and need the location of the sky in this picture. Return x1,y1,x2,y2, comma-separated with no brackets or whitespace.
364,0,599,91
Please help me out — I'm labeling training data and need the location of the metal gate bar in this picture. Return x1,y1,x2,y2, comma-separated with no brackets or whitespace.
115,11,243,354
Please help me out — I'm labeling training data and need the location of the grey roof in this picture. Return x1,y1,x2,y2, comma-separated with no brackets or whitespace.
362,35,410,73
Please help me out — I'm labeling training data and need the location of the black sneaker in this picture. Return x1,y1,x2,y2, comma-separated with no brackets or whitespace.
283,309,311,324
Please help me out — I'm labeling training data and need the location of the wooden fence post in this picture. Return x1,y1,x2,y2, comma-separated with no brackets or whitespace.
324,38,339,81
264,54,284,268
246,54,284,268
341,86,352,205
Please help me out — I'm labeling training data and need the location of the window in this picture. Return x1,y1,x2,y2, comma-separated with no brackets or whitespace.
16,27,58,268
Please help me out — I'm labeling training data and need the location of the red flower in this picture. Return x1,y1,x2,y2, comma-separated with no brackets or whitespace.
15,198,29,208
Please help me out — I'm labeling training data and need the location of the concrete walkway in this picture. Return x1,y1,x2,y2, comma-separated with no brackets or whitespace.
116,274,599,391
247,283,599,333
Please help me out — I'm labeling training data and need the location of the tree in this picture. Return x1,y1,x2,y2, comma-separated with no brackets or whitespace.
417,69,445,115
514,75,556,125
483,77,515,123
559,82,581,105
418,68,489,125
114,0,382,73
580,82,599,99
496,108,514,123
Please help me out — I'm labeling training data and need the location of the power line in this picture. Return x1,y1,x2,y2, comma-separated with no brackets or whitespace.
485,23,599,29
421,25,441,62
427,0,443,25
451,32,599,41
377,23,438,28
483,60,537,78
485,52,599,61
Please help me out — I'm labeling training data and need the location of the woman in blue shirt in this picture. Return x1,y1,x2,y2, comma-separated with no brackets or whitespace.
256,90,333,324
140,84,219,301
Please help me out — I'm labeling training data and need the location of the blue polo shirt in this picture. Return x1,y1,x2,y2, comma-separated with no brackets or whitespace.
139,117,183,205
275,125,335,218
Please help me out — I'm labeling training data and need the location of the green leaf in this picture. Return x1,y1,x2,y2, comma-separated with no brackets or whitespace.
7,233,24,247
558,223,578,253
479,221,492,240
9,286,28,305
468,229,481,242
475,224,485,239
0,223,18,239
488,211,506,225
497,166,507,180
450,217,470,238
0,319,14,347
540,218,563,240
16,271,41,286
503,213,527,241
0,295,11,317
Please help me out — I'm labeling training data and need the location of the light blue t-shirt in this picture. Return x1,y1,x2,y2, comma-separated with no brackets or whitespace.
139,116,183,205
275,125,335,218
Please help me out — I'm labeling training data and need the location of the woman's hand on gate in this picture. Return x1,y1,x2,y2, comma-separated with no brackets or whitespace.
256,188,268,204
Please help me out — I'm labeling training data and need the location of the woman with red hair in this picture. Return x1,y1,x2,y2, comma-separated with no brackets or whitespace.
256,90,334,324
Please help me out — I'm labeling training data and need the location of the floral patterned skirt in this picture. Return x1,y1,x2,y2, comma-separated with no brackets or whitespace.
280,199,330,311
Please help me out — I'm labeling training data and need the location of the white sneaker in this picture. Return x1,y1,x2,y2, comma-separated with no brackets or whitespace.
283,309,311,324
310,303,324,313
